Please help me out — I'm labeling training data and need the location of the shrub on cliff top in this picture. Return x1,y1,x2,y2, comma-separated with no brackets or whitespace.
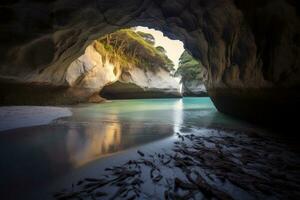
95,29,174,73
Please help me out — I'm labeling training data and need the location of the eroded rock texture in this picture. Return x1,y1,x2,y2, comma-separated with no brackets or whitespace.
0,0,299,124
182,80,207,97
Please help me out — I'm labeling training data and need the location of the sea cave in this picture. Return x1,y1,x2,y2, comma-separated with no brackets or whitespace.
0,0,300,199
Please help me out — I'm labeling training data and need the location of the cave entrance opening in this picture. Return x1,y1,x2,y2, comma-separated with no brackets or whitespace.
81,26,208,100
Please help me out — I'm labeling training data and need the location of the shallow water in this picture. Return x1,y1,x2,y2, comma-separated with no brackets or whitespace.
0,97,285,199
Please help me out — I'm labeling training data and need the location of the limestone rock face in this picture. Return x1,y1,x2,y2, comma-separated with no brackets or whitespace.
65,43,121,91
175,50,208,97
121,68,181,94
182,81,207,97
0,0,299,124
101,68,181,99
67,41,181,98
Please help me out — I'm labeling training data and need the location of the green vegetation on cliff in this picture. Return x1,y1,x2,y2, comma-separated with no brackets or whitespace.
136,31,155,45
175,51,207,83
94,29,174,72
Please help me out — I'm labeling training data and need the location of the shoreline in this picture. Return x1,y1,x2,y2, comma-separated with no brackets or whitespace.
0,106,72,132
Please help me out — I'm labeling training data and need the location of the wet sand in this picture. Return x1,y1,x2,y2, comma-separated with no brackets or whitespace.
54,126,300,200
0,106,72,131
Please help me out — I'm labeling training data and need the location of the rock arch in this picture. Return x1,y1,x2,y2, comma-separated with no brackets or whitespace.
0,0,299,125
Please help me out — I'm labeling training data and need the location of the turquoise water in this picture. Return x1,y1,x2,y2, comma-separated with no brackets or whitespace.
0,97,244,198
68,97,238,127
0,98,242,174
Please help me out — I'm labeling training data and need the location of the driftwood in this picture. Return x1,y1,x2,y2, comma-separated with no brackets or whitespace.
55,127,300,200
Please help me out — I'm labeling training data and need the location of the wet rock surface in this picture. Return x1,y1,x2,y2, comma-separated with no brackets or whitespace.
55,127,300,200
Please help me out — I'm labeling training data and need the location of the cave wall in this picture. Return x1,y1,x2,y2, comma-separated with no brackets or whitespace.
0,0,299,124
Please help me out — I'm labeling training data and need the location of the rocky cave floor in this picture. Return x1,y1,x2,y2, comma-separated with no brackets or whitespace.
54,126,300,200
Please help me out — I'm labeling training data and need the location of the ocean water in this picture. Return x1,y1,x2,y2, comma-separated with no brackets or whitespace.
0,97,248,198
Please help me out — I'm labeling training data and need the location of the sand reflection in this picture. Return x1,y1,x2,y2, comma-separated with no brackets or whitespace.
66,118,121,167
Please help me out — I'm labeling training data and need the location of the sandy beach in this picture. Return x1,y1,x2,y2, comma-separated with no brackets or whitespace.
0,106,72,132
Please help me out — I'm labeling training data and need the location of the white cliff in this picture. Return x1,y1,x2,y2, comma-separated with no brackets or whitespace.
67,42,181,99
66,43,121,90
